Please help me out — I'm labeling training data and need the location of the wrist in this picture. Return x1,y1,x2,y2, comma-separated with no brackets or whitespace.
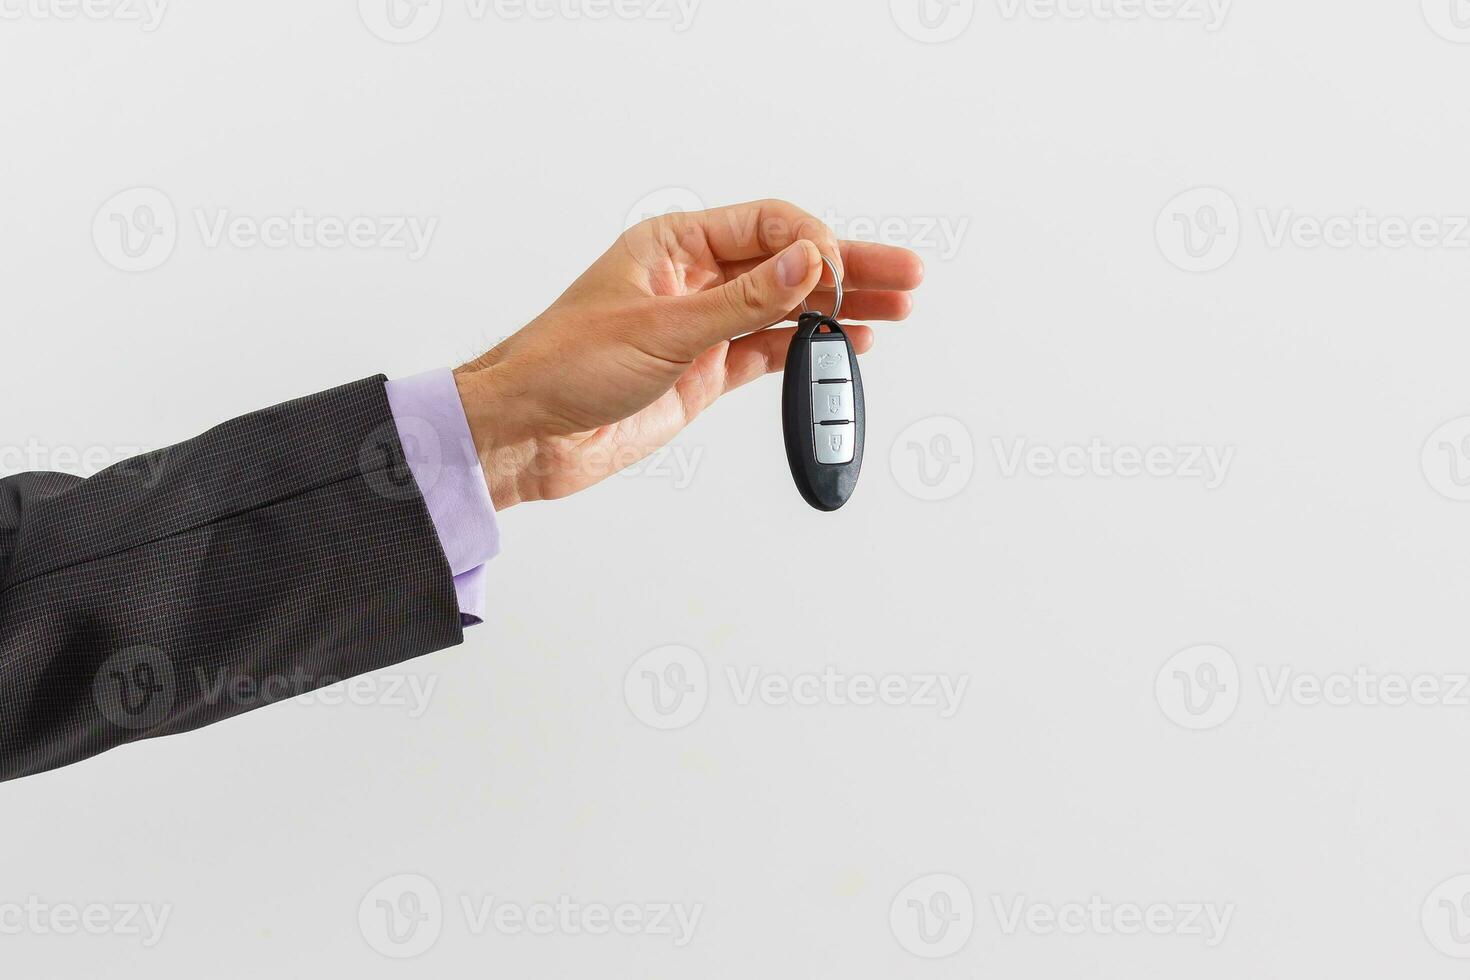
453,367,540,511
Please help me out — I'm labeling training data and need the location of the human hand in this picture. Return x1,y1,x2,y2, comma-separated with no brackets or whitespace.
453,199,924,508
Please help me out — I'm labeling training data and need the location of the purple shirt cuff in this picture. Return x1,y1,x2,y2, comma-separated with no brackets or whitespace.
384,369,500,626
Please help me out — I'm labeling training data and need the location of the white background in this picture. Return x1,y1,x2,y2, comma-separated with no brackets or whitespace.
4,0,1470,976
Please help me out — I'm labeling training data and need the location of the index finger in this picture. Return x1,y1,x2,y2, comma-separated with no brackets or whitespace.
667,199,845,282
722,239,925,293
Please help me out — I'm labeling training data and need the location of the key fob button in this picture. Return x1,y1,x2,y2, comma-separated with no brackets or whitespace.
811,381,855,423
810,341,851,381
814,423,856,464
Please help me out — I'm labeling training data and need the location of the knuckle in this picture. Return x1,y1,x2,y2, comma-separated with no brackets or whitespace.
754,199,807,251
730,274,767,315
628,209,687,245
797,215,836,248
619,217,659,252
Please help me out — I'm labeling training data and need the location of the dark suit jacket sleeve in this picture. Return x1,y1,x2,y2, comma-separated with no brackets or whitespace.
0,376,465,782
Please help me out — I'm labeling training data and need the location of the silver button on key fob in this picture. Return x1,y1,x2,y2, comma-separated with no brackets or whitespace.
783,310,865,511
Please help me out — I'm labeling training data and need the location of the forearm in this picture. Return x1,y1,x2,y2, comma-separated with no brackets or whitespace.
0,377,465,782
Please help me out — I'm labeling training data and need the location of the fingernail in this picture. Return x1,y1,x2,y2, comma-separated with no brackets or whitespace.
778,242,813,288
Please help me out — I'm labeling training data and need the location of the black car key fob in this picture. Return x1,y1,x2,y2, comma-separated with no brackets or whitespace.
783,310,865,511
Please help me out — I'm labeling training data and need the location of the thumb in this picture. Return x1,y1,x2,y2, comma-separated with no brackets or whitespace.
682,239,822,347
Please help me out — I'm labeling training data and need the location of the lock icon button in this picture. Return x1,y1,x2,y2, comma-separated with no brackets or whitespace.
810,381,855,423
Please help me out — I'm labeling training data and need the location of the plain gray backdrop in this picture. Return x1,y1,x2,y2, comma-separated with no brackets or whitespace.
4,0,1470,975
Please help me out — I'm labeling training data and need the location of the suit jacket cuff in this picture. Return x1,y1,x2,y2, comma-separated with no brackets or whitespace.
0,375,468,781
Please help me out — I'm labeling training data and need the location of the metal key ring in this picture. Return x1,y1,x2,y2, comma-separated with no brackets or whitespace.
799,254,844,322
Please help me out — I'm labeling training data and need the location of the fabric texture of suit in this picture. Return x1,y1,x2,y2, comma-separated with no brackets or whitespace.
0,377,464,782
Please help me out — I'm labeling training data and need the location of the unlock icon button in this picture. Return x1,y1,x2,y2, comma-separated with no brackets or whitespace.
814,423,856,465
